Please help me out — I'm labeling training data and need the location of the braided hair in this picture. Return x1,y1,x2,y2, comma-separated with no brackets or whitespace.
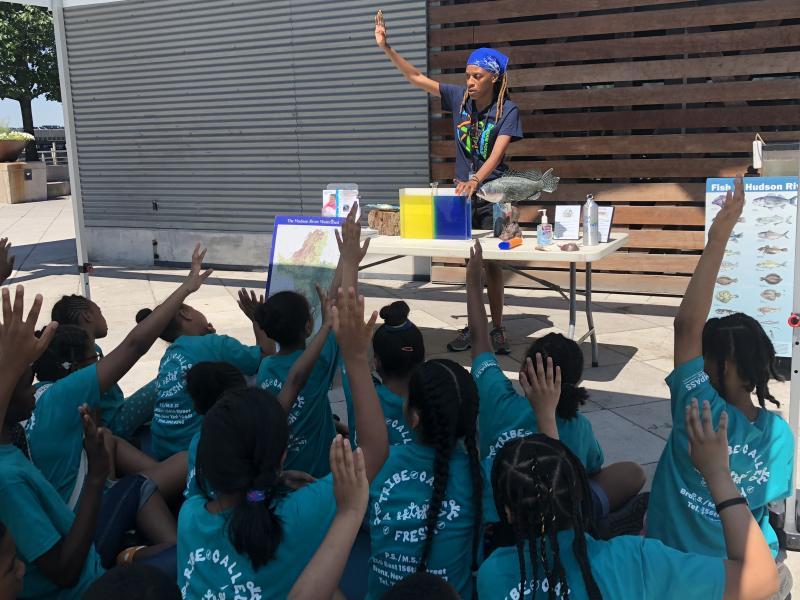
459,72,510,127
32,324,91,382
51,294,93,325
197,387,289,570
526,333,589,420
702,313,781,408
372,301,425,378
407,359,482,584
492,434,602,600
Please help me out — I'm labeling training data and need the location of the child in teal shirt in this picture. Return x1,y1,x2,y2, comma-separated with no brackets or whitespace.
648,176,794,558
367,359,484,599
255,290,340,478
342,300,423,447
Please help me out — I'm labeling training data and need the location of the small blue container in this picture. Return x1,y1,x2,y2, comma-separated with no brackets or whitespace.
433,192,472,240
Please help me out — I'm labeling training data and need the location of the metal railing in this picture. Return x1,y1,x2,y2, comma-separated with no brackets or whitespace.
38,143,69,166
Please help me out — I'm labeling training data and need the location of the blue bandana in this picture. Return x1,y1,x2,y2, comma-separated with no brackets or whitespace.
467,48,509,76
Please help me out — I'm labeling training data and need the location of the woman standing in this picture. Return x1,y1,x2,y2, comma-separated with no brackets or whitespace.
375,11,523,355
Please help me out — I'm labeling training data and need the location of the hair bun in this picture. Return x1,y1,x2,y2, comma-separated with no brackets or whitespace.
380,301,410,327
135,308,153,324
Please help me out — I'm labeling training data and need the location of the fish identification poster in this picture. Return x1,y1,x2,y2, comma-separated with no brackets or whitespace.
705,177,799,357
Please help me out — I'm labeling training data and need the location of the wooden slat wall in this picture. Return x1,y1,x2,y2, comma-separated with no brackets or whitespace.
427,0,800,295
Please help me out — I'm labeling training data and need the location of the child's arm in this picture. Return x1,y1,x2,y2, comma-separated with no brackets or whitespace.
97,244,212,394
0,287,57,425
276,284,332,413
288,435,368,600
237,289,276,357
335,202,370,297
685,399,778,600
519,353,561,440
333,287,388,481
674,176,743,367
35,406,110,587
466,240,492,359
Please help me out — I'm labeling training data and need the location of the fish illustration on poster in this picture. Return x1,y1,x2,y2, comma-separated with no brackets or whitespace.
705,177,799,357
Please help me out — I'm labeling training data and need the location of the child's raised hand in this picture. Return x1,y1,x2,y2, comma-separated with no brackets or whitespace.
686,399,730,483
335,204,370,266
708,175,744,243
315,283,333,327
237,288,264,322
80,404,110,486
520,353,561,432
374,10,388,50
0,286,57,369
332,287,378,358
183,243,213,293
466,239,484,290
0,237,15,285
330,434,369,517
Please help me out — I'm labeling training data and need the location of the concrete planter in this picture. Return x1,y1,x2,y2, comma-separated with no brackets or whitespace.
0,140,27,162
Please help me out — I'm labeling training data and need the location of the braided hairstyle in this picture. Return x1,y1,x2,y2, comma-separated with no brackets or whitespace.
492,435,602,600
407,359,482,581
526,333,589,420
32,324,91,382
702,313,781,408
51,294,92,325
459,71,510,127
372,301,425,378
196,387,289,570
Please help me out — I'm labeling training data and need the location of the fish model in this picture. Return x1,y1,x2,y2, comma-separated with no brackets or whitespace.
715,308,737,316
758,230,789,240
715,291,738,303
476,169,560,203
761,273,783,285
711,194,727,208
758,245,787,255
752,194,798,210
720,262,738,270
715,276,737,285
729,232,743,242
756,215,793,226
761,290,781,301
758,306,779,314
756,260,787,269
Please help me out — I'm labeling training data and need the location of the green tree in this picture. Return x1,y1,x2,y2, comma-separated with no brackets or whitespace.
0,2,60,161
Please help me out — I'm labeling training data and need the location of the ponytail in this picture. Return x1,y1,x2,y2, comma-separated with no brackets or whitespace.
197,387,289,570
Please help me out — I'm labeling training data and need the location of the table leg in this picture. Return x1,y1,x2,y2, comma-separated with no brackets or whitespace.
585,262,599,367
568,262,577,339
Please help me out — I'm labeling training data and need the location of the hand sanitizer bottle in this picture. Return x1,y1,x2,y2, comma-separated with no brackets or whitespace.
537,209,553,245
583,194,599,246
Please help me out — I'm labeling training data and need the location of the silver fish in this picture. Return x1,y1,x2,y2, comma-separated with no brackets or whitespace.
756,215,793,226
724,249,740,257
715,308,737,316
758,245,787,255
711,194,727,208
729,232,743,242
756,260,787,269
753,194,798,210
758,230,789,240
476,168,560,203
758,306,779,314
761,320,780,325
720,261,738,270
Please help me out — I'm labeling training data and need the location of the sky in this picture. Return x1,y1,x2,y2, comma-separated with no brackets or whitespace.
0,98,64,128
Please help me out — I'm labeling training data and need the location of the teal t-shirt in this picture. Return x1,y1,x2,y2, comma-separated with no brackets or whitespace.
26,365,101,505
477,530,726,600
367,443,486,599
0,445,104,599
342,369,416,447
184,430,201,499
648,356,794,558
177,476,337,598
151,334,262,460
93,344,125,429
257,332,339,478
472,353,604,468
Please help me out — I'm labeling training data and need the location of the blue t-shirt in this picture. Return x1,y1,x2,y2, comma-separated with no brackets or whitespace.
648,356,794,558
151,334,262,460
0,445,104,599
177,476,337,599
477,530,726,600
27,365,101,505
257,332,339,478
439,82,523,216
472,353,604,467
367,442,486,599
184,431,201,499
342,369,416,447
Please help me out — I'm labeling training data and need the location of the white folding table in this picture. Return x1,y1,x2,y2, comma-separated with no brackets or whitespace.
360,231,629,367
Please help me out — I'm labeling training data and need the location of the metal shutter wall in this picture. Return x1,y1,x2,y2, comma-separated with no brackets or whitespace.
63,0,429,232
